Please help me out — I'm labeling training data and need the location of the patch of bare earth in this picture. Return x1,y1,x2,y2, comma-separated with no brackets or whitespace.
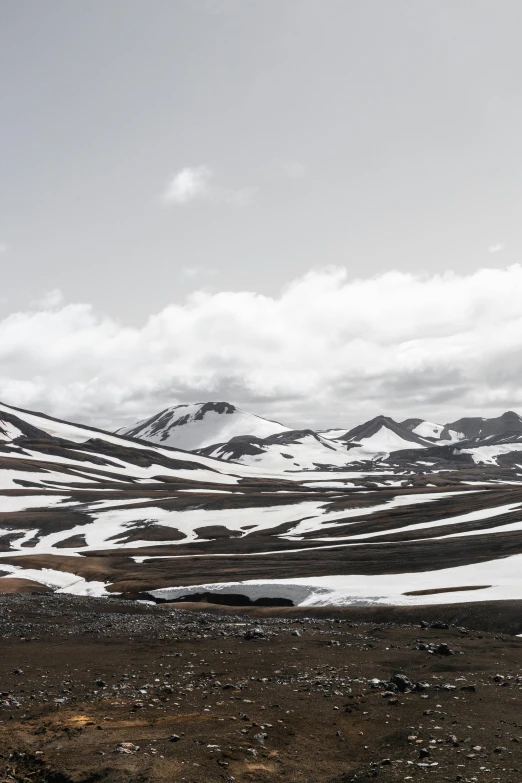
1,595,522,781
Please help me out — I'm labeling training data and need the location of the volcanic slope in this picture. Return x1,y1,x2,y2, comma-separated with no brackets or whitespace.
333,415,433,455
117,401,288,450
122,404,522,471
400,418,463,442
444,410,522,442
198,429,358,471
5,402,522,607
198,417,438,471
200,412,522,470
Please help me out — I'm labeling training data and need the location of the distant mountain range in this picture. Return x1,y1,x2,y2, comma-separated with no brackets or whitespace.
3,399,522,606
119,402,522,470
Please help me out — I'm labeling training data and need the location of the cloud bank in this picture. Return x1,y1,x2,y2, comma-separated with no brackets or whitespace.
3,265,522,430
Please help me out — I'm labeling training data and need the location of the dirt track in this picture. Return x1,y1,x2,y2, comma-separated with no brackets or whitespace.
2,595,522,782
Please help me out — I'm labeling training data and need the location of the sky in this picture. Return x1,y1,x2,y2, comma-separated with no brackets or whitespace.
2,0,522,430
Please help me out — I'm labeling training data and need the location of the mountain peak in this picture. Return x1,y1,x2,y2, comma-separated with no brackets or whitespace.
118,401,288,451
194,401,237,418
500,410,522,421
444,411,522,441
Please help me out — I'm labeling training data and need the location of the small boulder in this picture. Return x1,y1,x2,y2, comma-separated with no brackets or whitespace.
244,627,265,640
115,742,139,754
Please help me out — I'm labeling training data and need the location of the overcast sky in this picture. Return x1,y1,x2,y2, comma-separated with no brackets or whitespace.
2,0,522,429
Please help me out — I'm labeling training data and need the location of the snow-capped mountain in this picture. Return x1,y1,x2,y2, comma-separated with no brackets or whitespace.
0,400,253,488
400,418,463,443
120,403,522,471
4,400,522,606
444,411,522,442
199,429,357,471
117,401,288,451
199,415,447,469
333,415,432,456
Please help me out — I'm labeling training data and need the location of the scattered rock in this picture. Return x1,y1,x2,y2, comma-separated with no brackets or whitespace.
115,742,139,754
244,627,265,640
390,674,412,692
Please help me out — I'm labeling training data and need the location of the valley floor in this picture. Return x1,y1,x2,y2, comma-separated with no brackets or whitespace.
1,595,522,782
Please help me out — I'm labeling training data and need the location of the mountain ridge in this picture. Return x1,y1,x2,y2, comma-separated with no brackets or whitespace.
118,401,522,470
3,399,522,607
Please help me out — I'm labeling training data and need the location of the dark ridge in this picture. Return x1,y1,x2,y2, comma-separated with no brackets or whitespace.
194,401,236,419
106,524,186,543
198,434,267,460
0,401,203,458
0,410,57,442
264,429,328,446
404,585,490,596
338,415,429,446
0,400,137,442
392,443,474,463
199,428,341,463
193,525,243,539
400,417,424,430
122,409,174,439
54,534,88,549
13,435,216,474
443,410,522,442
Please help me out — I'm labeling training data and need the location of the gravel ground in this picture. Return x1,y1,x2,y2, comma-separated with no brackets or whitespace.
1,595,522,782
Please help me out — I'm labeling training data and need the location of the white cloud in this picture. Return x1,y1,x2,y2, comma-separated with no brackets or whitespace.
162,166,256,207
162,166,212,205
0,243,7,254
3,266,522,430
488,242,505,253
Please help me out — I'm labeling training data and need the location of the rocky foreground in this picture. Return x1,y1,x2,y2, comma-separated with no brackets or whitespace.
1,596,522,782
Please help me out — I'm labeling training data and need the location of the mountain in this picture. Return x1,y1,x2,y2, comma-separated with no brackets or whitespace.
198,418,434,471
318,428,353,439
400,418,463,443
118,403,522,470
199,428,357,471
121,408,439,470
0,400,254,488
443,410,522,442
320,413,522,448
117,401,288,450
400,412,522,445
332,415,433,457
4,400,522,607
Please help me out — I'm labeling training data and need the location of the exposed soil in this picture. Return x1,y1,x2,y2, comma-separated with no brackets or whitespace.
2,595,522,782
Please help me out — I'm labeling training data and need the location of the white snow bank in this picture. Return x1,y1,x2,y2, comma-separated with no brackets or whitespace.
150,552,522,606
0,564,112,596
0,494,72,512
